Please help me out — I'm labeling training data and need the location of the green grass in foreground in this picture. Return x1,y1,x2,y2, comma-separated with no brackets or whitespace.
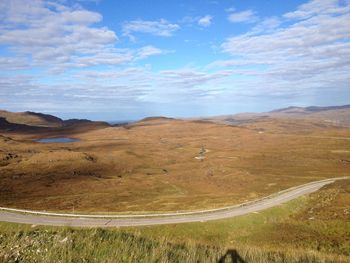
130,180,350,261
134,198,350,256
0,225,223,262
132,197,305,246
0,222,349,263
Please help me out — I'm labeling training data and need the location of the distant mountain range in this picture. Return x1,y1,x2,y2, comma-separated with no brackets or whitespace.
1,104,349,131
270,105,350,113
202,105,350,127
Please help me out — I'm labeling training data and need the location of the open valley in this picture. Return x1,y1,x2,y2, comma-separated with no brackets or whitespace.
1,110,350,214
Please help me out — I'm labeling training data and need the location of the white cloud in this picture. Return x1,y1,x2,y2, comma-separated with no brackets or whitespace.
136,46,164,60
0,0,121,71
250,17,281,33
154,68,234,100
122,19,180,39
0,56,29,70
198,15,213,27
218,0,350,98
0,0,166,73
283,0,350,19
73,50,134,68
225,7,236,13
227,10,258,23
0,0,170,115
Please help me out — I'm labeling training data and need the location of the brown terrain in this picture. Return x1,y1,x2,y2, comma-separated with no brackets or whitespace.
0,107,349,213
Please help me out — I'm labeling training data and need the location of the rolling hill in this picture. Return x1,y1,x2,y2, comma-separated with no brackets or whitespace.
205,105,350,127
0,110,110,132
0,110,63,127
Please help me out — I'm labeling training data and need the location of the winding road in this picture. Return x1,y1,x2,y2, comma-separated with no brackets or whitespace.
0,177,347,227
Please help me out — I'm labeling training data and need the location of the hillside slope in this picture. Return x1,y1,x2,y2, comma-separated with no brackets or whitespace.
206,105,350,127
0,110,63,127
0,110,111,132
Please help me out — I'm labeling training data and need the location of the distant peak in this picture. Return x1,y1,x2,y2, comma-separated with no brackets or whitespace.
140,116,175,122
271,105,350,114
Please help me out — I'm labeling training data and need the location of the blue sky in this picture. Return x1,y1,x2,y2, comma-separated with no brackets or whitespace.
0,0,349,120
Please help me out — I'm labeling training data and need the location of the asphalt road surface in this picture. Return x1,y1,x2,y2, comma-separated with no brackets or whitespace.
0,177,347,227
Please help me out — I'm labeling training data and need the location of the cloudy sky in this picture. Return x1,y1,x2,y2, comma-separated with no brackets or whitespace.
1,0,349,120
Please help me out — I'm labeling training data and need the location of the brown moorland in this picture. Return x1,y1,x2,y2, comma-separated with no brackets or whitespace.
0,109,349,213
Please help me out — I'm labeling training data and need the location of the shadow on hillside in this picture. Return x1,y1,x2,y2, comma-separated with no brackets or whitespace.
217,249,246,263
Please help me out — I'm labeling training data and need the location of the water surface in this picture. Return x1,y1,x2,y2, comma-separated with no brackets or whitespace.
36,137,79,143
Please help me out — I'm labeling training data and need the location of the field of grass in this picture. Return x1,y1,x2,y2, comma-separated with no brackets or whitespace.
1,180,349,262
133,179,350,257
135,203,350,258
1,118,350,213
1,225,348,262
0,224,227,263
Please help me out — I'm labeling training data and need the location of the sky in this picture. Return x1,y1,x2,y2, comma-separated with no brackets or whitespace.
0,0,350,121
